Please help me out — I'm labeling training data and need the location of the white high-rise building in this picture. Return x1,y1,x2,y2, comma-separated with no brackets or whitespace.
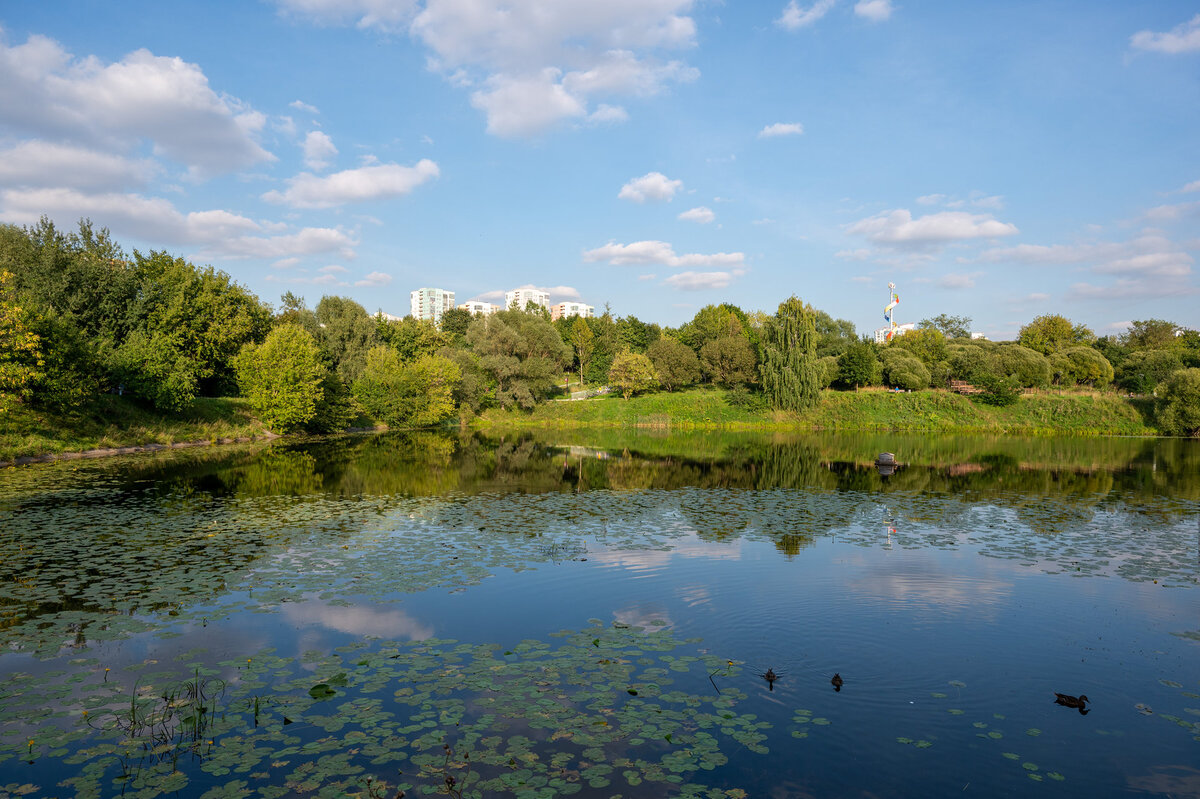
410,287,455,323
874,322,915,344
551,302,595,321
505,287,550,311
459,300,501,316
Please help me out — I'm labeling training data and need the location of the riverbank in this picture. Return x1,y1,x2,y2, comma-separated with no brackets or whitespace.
478,386,1159,436
0,396,275,465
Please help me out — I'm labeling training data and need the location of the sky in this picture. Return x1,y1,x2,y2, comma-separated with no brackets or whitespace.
0,1,1197,339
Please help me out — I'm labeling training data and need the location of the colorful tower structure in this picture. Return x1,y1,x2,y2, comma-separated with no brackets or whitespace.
883,282,900,341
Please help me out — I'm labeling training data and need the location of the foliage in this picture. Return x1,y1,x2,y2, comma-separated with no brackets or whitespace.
812,309,858,357
1018,314,1094,355
439,306,475,340
818,355,840,389
724,384,769,411
0,270,44,407
759,296,821,411
378,314,449,361
836,338,882,389
972,374,1021,406
608,351,659,399
305,372,359,433
677,304,751,351
235,324,328,433
616,314,661,353
699,335,758,386
1115,349,1184,394
569,316,595,385
440,346,494,413
465,310,570,410
890,327,948,365
1123,319,1181,350
315,296,380,383
646,336,701,391
919,313,973,339
993,344,1051,388
1053,346,1114,387
353,346,462,427
1155,368,1200,437
946,343,996,383
880,348,930,390
28,308,104,410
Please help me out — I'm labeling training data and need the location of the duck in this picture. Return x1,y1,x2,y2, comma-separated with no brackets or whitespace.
1053,692,1089,709
761,668,779,691
831,673,844,692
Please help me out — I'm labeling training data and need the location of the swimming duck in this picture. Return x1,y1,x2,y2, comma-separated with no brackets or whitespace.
761,668,779,691
1053,692,1089,709
831,673,844,692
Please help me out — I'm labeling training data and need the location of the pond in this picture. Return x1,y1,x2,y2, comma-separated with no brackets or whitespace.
1,430,1198,798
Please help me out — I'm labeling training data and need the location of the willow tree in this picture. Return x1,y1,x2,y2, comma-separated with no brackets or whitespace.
759,296,820,411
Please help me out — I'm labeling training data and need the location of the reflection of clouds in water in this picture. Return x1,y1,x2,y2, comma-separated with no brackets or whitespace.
588,536,742,576
677,584,711,607
281,601,434,640
613,603,673,630
1127,765,1200,798
850,565,1012,615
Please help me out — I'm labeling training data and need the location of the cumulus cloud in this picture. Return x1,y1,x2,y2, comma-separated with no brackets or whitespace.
981,233,1193,277
678,206,715,224
0,31,273,176
847,209,1019,247
663,270,735,290
618,172,683,203
0,141,156,191
262,159,439,208
1131,14,1200,54
854,0,892,22
758,122,805,138
275,0,699,137
289,99,321,113
354,270,393,287
777,0,837,30
583,240,744,268
1141,200,1200,224
302,130,338,170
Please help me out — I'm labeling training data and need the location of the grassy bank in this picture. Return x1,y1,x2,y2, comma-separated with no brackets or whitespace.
478,387,1158,437
0,396,274,463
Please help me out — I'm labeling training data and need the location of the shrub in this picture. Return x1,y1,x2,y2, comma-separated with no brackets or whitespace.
1156,368,1200,436
608,351,659,399
993,344,1051,388
235,324,326,433
836,338,882,389
1056,346,1114,388
880,349,930,390
972,374,1021,406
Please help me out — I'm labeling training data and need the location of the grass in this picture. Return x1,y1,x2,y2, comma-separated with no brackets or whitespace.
478,386,1159,437
0,395,273,463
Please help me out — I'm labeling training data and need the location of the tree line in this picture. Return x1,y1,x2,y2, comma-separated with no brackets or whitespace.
2,219,1199,436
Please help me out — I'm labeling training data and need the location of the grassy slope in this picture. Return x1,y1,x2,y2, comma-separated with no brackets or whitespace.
479,387,1157,436
0,396,272,462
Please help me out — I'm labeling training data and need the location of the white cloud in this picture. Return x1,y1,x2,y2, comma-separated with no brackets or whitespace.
981,233,1192,277
0,186,356,260
274,0,419,32
272,257,301,269
0,141,156,191
1141,200,1200,223
587,104,630,125
541,284,582,300
470,69,586,137
940,272,980,289
678,206,715,224
302,130,338,171
971,194,1005,210
618,172,683,203
777,0,837,30
319,264,349,273
916,194,945,205
758,122,805,138
289,99,321,114
663,270,735,290
1131,14,1200,54
847,209,1019,247
583,240,744,268
638,273,657,280
1182,179,1200,193
854,0,892,22
0,32,273,176
262,159,439,208
835,248,872,260
354,270,393,287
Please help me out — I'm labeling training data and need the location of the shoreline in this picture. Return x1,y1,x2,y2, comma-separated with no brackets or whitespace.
0,434,277,469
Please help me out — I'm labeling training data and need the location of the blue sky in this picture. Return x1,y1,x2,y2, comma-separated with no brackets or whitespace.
1,1,1197,338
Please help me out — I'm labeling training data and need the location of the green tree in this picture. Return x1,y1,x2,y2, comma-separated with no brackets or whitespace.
1052,346,1114,387
1156,368,1200,436
646,337,701,391
678,304,750,352
758,296,821,411
812,309,858,357
1123,319,1181,350
570,316,595,385
315,296,380,383
836,338,882,389
0,270,43,408
608,351,659,399
993,344,1051,388
1018,314,1094,355
890,327,948,365
880,348,930,390
378,315,448,361
699,336,758,385
616,315,661,353
235,324,327,433
439,306,474,340
465,310,570,409
919,314,972,339
353,346,461,427
1116,349,1184,394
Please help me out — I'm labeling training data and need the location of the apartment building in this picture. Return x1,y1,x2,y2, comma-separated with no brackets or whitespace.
410,287,455,323
505,287,550,311
550,302,595,321
874,322,915,344
459,300,501,316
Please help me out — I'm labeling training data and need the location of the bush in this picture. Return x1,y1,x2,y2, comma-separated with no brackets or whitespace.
1156,368,1200,436
353,346,461,427
1116,349,1183,394
1056,346,1114,387
993,344,1051,388
724,384,768,411
880,349,930,390
972,374,1021,406
608,351,659,399
835,338,881,389
235,324,327,432
647,337,701,391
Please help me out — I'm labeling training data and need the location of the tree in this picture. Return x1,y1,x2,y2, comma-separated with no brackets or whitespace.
919,314,972,339
353,346,461,427
1156,368,1200,436
315,296,380,383
1123,319,1180,350
890,327,948,365
880,348,930,390
465,310,570,409
1053,346,1114,387
646,337,701,391
758,296,821,411
617,315,661,353
569,316,595,385
0,270,43,408
678,304,750,352
1116,349,1184,394
235,324,327,433
812,309,858,357
439,307,474,340
1018,314,1094,355
836,338,882,389
378,315,448,361
608,351,658,399
993,344,1051,388
699,336,758,385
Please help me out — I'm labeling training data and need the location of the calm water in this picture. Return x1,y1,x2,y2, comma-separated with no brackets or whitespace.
1,430,1198,798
